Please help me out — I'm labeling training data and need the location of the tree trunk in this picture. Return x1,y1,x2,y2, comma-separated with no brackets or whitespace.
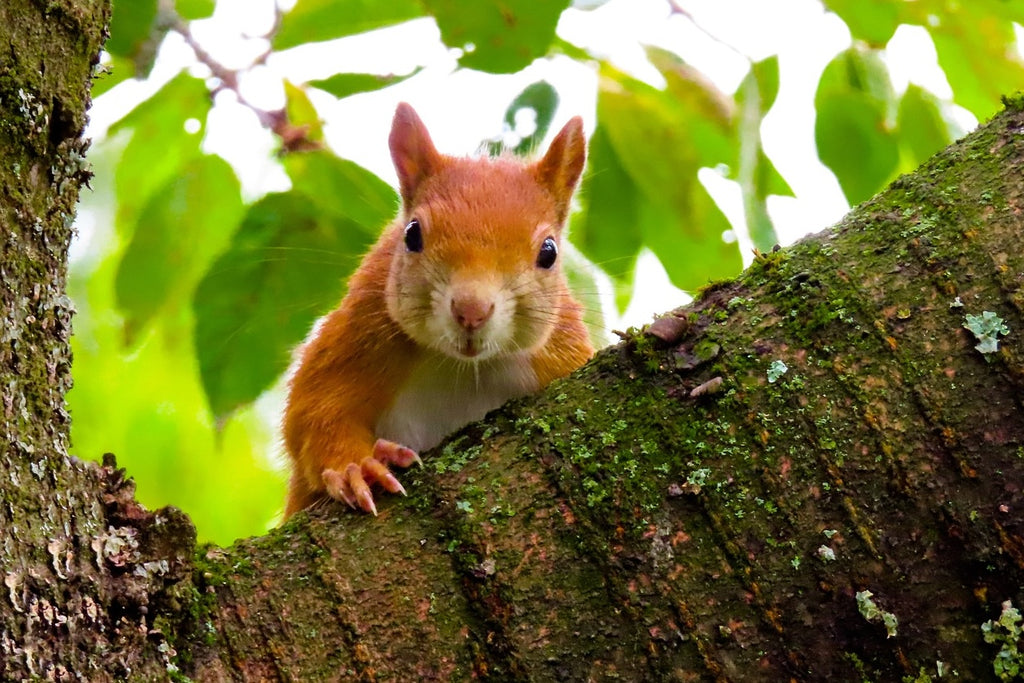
1,1,197,680
3,3,1024,680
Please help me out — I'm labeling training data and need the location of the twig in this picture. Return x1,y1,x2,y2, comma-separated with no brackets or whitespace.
171,17,318,151
665,0,746,58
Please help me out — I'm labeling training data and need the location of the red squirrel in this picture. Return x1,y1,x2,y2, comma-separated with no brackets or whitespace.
282,102,593,518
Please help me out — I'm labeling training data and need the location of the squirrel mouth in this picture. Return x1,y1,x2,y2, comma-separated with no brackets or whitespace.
460,338,480,358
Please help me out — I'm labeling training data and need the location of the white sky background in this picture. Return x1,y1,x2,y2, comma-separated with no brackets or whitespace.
82,0,982,329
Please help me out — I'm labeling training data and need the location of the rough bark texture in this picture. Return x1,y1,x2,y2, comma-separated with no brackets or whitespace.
2,1,198,680
3,2,1024,680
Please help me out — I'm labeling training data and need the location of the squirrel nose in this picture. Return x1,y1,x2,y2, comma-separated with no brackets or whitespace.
451,296,494,332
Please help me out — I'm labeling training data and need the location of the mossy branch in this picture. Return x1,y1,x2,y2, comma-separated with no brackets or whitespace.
174,98,1024,680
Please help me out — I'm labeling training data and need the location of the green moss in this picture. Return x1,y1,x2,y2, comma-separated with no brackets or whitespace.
625,327,666,373
522,370,680,533
842,651,878,682
434,435,484,473
741,247,789,287
1000,92,1024,112
903,669,934,683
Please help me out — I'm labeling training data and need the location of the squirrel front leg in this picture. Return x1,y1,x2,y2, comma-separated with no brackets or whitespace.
284,418,421,518
282,332,419,517
281,286,423,519
321,436,421,515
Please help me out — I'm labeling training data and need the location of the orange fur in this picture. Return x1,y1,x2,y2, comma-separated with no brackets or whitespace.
282,103,593,518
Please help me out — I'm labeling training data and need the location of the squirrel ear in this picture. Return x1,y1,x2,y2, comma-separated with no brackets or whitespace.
389,103,442,207
534,116,587,223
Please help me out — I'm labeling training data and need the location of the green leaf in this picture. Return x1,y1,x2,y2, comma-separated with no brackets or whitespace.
488,80,560,156
578,69,742,299
424,0,571,73
636,178,736,293
106,0,161,77
896,84,954,169
194,192,375,420
648,49,790,251
600,64,729,224
68,245,283,545
274,0,423,50
931,21,1024,120
827,0,1024,119
735,56,791,250
282,150,398,234
815,93,898,205
574,126,641,310
755,149,793,198
193,148,394,420
308,69,423,100
815,47,896,115
106,0,157,56
746,55,781,112
283,81,324,144
176,0,215,20
814,48,899,205
647,49,735,148
820,0,900,47
115,155,243,343
109,72,212,238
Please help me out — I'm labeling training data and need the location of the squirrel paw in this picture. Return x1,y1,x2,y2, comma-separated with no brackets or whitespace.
321,439,421,516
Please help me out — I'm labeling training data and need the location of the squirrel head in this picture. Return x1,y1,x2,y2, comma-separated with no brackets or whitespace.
384,102,586,362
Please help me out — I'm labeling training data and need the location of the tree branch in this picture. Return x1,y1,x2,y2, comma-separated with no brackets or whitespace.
178,97,1024,680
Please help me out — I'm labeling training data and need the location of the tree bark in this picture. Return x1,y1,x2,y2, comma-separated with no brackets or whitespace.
3,2,1024,680
1,1,197,680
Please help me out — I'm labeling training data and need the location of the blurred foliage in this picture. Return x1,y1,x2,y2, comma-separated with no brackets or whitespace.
195,155,392,419
486,80,561,156
813,45,959,205
72,0,1022,543
822,0,1024,118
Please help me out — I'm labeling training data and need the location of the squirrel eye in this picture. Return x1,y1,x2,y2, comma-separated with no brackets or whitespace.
404,218,423,253
536,237,558,269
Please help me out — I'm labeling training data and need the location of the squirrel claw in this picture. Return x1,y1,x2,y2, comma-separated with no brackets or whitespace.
373,439,421,468
321,442,418,515
322,468,357,509
345,462,378,516
362,456,406,496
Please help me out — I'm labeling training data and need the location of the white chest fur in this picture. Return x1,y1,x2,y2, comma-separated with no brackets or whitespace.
375,352,539,452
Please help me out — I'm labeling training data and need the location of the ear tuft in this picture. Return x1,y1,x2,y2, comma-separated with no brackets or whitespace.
389,103,442,207
534,116,587,223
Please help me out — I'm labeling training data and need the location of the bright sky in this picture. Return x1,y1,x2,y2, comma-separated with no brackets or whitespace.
83,0,979,327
